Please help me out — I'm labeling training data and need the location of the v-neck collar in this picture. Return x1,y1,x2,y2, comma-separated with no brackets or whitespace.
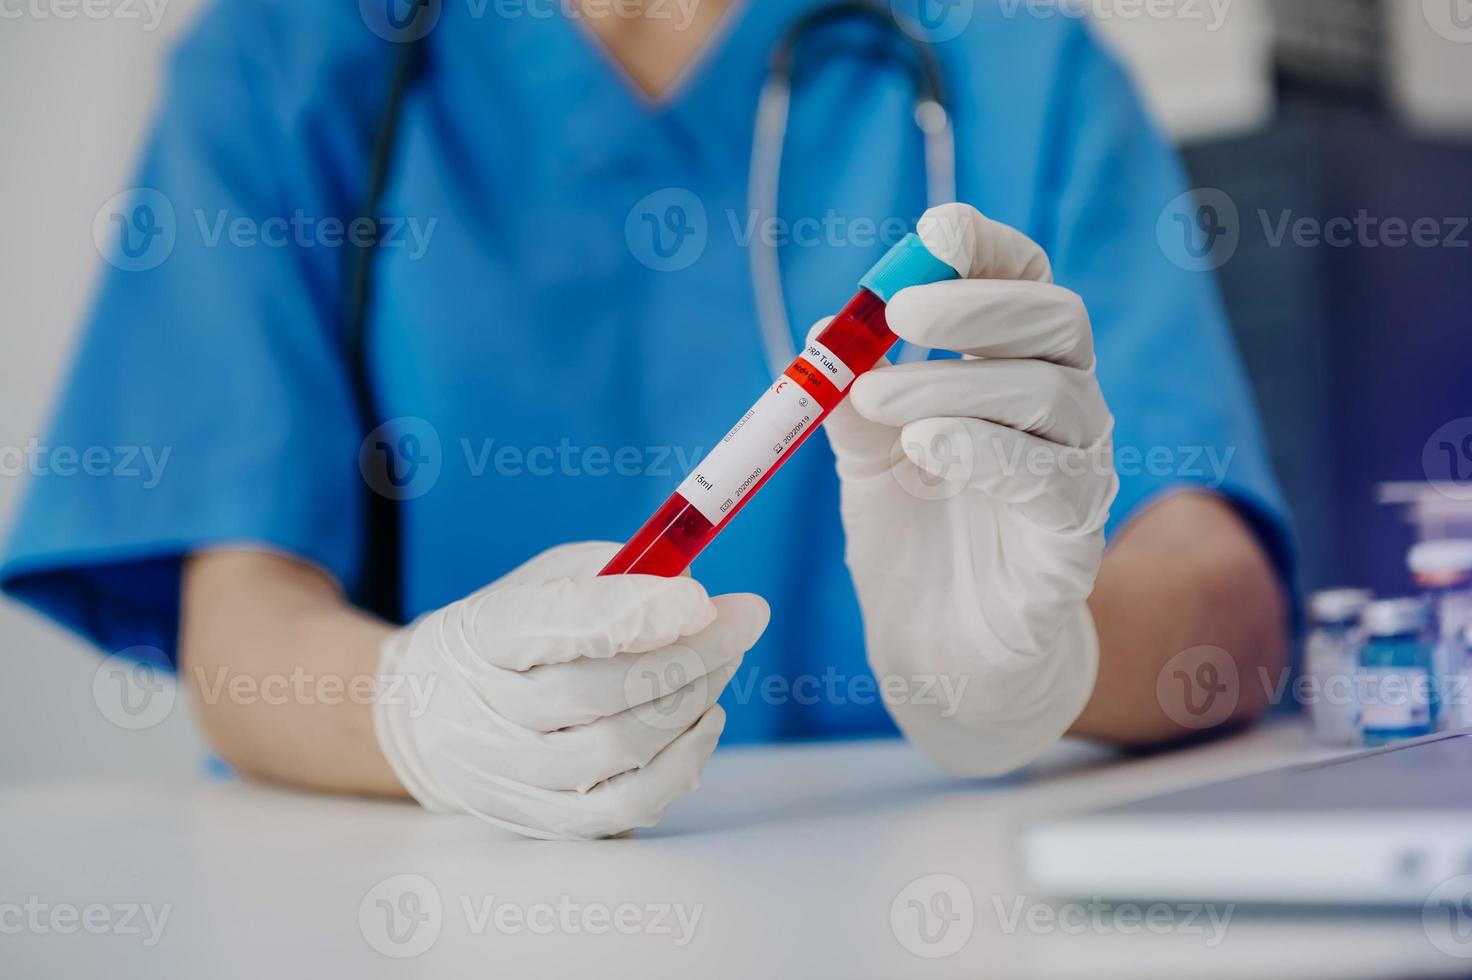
444,0,833,180
558,0,757,112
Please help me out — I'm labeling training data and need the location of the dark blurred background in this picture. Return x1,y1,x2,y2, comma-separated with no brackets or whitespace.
1182,0,1472,598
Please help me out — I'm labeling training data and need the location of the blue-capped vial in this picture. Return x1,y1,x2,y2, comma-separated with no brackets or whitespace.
1357,598,1435,747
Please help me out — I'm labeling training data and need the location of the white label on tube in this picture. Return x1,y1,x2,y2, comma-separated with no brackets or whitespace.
802,338,856,391
675,376,819,526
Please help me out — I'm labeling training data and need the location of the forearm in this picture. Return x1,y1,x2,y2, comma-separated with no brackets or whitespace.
179,549,407,797
1070,491,1290,745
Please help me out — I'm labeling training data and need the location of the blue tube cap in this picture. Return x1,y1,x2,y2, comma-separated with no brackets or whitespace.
858,233,961,303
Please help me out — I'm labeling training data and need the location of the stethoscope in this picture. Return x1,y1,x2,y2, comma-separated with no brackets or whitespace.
747,0,955,377
346,0,954,618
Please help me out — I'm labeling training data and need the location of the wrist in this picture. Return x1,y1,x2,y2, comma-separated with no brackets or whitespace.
181,550,407,798
875,604,1099,777
372,618,454,809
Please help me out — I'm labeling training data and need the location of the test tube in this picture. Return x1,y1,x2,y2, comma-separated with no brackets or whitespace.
601,234,959,577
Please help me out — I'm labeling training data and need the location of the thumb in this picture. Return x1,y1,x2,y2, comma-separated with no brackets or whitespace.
804,318,894,469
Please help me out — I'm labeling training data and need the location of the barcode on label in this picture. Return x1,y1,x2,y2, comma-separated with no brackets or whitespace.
675,378,818,525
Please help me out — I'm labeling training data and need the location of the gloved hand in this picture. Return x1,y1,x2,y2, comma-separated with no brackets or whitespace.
374,541,769,839
822,203,1118,776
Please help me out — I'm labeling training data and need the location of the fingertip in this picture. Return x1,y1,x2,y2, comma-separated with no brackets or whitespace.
673,707,725,797
618,705,726,822
883,282,923,324
714,592,771,646
683,704,727,758
878,285,919,341
877,282,951,351
846,368,896,423
610,573,718,648
917,202,985,277
747,594,771,636
846,371,877,414
661,575,719,635
803,316,835,345
917,203,1052,283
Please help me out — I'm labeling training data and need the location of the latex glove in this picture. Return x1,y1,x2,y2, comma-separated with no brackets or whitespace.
822,203,1118,776
374,541,769,839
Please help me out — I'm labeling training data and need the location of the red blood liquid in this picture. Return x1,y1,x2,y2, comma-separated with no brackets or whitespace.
601,287,896,577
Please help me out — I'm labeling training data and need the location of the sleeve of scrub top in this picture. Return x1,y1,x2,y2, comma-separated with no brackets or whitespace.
0,2,385,666
1040,22,1296,592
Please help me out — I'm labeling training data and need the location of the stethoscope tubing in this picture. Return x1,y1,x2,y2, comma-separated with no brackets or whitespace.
745,1,956,378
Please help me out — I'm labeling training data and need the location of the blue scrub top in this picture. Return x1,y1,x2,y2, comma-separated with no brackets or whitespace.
2,0,1292,743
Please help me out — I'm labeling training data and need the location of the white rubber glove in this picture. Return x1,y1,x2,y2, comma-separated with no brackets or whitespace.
374,541,769,839
823,203,1118,777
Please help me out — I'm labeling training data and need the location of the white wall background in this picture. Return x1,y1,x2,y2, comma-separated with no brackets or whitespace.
0,0,208,781
1086,0,1274,143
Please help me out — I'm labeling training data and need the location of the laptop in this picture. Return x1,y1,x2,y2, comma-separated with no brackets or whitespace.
1022,731,1472,905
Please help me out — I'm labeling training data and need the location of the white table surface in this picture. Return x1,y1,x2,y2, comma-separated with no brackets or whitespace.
0,720,1463,979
